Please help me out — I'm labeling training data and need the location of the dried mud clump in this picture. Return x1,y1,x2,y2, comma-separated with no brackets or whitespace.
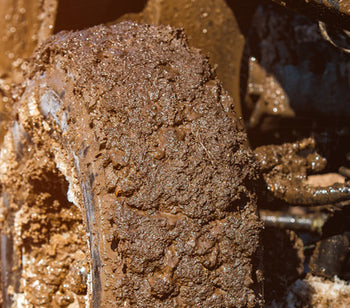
6,21,263,306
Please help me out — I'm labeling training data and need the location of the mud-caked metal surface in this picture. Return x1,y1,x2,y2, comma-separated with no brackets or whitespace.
1,22,264,307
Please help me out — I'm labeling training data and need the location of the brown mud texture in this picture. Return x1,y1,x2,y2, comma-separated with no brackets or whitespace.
3,22,263,307
119,0,247,118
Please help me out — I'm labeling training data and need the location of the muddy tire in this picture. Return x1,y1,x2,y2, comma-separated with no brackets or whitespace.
1,22,263,307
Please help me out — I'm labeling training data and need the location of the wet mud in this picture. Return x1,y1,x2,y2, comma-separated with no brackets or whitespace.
0,0,349,307
119,0,246,119
2,22,263,306
0,135,89,307
254,138,350,205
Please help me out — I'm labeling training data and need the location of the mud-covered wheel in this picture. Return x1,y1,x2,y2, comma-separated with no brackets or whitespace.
1,22,263,307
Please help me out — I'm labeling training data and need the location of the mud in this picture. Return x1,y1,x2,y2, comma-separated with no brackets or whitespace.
245,57,295,128
118,0,246,119
2,22,264,306
254,138,350,205
1,1,348,307
0,136,89,307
